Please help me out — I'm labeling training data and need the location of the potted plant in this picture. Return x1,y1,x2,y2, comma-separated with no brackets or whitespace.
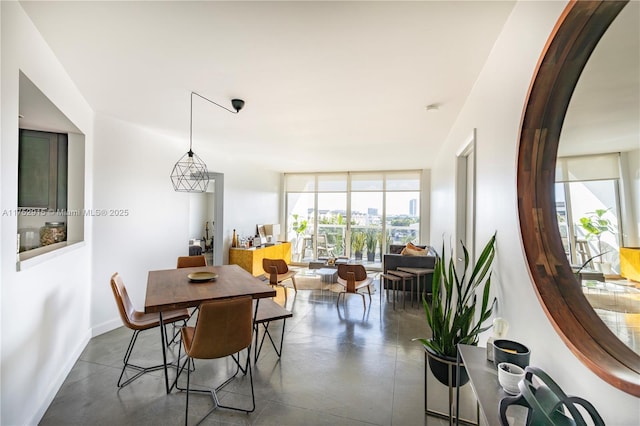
414,233,497,386
578,208,615,273
290,214,308,262
365,229,378,262
351,231,365,260
378,232,386,259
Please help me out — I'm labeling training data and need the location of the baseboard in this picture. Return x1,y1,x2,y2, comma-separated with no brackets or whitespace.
29,328,91,425
91,317,122,337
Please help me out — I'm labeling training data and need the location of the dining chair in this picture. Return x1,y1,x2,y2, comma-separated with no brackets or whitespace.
110,272,190,388
177,255,207,268
262,258,297,302
176,255,207,321
176,296,255,424
316,233,335,257
336,264,373,309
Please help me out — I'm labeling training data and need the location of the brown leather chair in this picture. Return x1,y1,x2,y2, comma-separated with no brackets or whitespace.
176,255,206,320
336,264,373,309
176,296,255,423
176,255,206,268
110,272,190,388
262,258,297,301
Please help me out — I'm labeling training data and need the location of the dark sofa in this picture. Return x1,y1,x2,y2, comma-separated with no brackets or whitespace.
383,245,437,295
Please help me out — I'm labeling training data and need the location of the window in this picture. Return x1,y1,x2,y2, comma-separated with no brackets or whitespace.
284,171,422,263
555,153,623,273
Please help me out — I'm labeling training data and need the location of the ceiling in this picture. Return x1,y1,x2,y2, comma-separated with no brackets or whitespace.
560,0,639,158
18,1,638,173
19,0,517,172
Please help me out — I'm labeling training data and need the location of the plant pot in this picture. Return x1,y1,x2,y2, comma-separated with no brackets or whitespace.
367,252,375,262
424,345,469,387
355,251,363,260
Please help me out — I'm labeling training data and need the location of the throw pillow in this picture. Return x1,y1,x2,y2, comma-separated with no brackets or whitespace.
401,242,428,256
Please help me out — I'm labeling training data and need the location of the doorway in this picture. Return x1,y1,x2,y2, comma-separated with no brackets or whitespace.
187,172,224,265
455,129,476,269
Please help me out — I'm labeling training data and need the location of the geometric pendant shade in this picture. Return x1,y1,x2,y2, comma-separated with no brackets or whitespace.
170,149,209,192
171,92,244,193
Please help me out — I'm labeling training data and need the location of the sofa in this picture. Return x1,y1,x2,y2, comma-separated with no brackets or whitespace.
383,244,437,295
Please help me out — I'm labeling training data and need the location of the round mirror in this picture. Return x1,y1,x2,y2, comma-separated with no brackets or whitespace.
517,0,639,396
557,0,639,355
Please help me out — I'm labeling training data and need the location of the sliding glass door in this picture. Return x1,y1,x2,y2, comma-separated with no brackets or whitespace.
285,171,421,264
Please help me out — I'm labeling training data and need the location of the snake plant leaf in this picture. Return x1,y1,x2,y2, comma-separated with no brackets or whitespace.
415,233,497,358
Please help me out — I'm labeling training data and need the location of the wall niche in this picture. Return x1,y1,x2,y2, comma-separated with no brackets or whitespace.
17,71,86,265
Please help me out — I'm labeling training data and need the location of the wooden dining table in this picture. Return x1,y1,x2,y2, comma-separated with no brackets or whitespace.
144,264,276,393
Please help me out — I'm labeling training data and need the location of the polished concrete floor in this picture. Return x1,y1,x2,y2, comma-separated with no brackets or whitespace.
40,278,480,425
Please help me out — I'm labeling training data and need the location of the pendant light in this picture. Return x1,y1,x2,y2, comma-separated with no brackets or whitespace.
170,92,245,192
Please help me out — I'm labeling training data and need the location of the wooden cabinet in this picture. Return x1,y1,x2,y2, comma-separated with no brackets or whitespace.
620,247,640,282
229,242,291,276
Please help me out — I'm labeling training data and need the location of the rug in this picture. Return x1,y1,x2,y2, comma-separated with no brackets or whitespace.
292,274,338,291
291,273,378,294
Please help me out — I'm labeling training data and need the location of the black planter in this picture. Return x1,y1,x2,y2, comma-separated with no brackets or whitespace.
424,345,470,387
367,252,375,262
355,252,363,260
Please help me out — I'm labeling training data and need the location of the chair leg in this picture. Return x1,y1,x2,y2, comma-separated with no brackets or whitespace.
290,276,298,292
118,329,166,388
168,319,188,346
280,283,288,302
177,347,255,424
185,356,191,426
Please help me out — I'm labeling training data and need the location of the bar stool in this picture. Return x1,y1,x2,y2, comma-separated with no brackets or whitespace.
387,270,415,308
380,273,402,310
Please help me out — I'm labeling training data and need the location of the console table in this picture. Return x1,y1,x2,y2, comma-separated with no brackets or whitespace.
456,344,527,426
229,242,291,276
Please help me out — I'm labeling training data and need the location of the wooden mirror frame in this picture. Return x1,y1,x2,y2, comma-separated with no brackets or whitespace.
517,0,639,396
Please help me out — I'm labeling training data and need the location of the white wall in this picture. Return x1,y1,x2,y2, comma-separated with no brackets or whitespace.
430,1,639,424
1,2,94,425
91,114,281,332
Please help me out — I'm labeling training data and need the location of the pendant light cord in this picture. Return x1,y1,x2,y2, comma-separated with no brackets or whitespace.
189,91,242,151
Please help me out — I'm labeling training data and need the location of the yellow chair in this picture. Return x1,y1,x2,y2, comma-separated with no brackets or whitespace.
262,258,297,301
336,264,373,309
110,273,189,388
176,296,255,424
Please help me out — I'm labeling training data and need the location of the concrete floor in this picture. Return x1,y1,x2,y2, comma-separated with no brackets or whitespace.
40,281,480,426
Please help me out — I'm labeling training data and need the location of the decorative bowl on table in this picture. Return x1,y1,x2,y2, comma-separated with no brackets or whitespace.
497,362,525,395
187,272,218,282
493,339,530,369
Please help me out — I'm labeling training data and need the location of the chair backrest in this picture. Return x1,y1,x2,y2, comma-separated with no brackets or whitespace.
263,258,288,274
177,255,206,268
338,264,367,293
110,272,137,329
187,296,253,359
338,264,367,281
